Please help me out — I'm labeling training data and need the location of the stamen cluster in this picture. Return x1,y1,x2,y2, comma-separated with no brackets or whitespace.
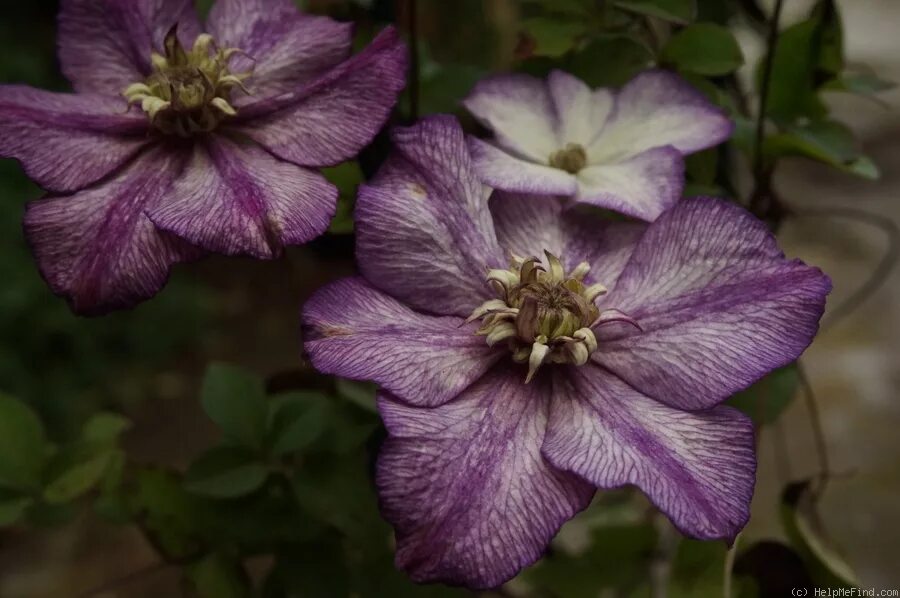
548,143,587,174
469,251,608,382
123,26,251,137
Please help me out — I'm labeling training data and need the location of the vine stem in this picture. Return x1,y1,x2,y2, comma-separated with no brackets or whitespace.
796,361,831,499
723,532,742,598
749,0,786,217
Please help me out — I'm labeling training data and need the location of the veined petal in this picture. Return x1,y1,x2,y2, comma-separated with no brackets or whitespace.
146,136,336,259
575,146,685,221
206,0,353,98
467,136,578,197
377,367,594,588
490,193,646,291
23,146,201,315
463,73,559,162
544,366,755,541
594,197,831,410
547,70,613,147
588,69,732,162
0,86,149,193
356,115,505,317
58,0,202,94
232,27,407,167
303,277,501,407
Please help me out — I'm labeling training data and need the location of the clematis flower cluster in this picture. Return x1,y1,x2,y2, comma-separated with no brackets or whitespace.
0,0,406,314
303,115,830,588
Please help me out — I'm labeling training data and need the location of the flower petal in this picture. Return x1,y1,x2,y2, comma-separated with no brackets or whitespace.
575,145,685,221
467,136,577,196
23,146,200,315
463,73,559,162
588,70,732,162
146,136,335,259
206,0,352,99
490,193,645,290
233,27,407,167
303,277,500,407
58,0,202,94
0,86,149,193
544,365,755,541
547,70,613,147
377,367,594,588
357,115,505,317
594,197,831,410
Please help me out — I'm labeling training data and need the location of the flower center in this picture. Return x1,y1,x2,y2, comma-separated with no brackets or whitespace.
123,26,252,137
549,143,587,174
468,251,610,383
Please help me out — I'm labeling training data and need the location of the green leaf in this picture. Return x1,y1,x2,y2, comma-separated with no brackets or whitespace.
127,468,204,561
764,120,879,180
184,446,268,498
569,35,655,87
0,490,32,526
187,552,252,598
685,148,718,185
200,363,268,450
824,70,896,106
81,412,131,447
727,365,799,426
323,161,364,235
262,538,351,598
43,449,116,504
266,392,329,456
520,17,586,58
335,378,377,413
615,0,695,24
782,480,860,588
0,393,48,491
662,23,743,75
420,60,488,116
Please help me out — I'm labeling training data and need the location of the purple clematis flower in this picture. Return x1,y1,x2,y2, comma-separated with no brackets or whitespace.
301,115,831,589
464,69,732,221
0,0,406,315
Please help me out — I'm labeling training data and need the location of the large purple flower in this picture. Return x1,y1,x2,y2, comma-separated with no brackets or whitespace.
0,0,406,315
464,69,732,221
301,115,831,589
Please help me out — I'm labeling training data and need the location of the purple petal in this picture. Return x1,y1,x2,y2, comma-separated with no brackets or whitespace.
575,145,685,221
357,115,505,317
232,27,407,167
594,197,832,410
463,73,559,162
0,86,149,193
23,146,201,315
146,136,336,259
467,136,577,196
588,69,733,161
377,367,594,588
547,70,613,147
206,0,352,99
303,277,501,407
58,0,202,94
544,365,755,541
490,193,646,290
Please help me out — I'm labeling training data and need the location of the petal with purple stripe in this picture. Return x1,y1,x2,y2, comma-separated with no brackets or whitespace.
58,0,202,94
547,69,613,147
303,277,500,407
206,0,352,99
146,136,336,259
357,115,505,317
0,86,149,193
575,145,685,221
377,367,594,588
233,27,407,167
23,146,200,315
594,197,831,410
544,365,755,541
467,136,577,197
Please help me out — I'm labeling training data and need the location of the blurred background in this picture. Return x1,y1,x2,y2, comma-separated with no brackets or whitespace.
0,0,897,596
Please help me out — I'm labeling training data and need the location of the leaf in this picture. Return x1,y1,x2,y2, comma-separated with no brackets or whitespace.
764,120,879,180
520,17,587,58
781,480,860,588
266,392,329,456
615,0,695,24
420,61,488,115
335,378,378,413
184,446,268,498
323,161,364,235
81,412,131,447
569,35,655,87
43,448,117,504
0,490,32,526
662,23,743,76
0,392,48,491
187,552,252,598
200,363,268,450
727,365,799,426
262,537,351,598
128,468,205,561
